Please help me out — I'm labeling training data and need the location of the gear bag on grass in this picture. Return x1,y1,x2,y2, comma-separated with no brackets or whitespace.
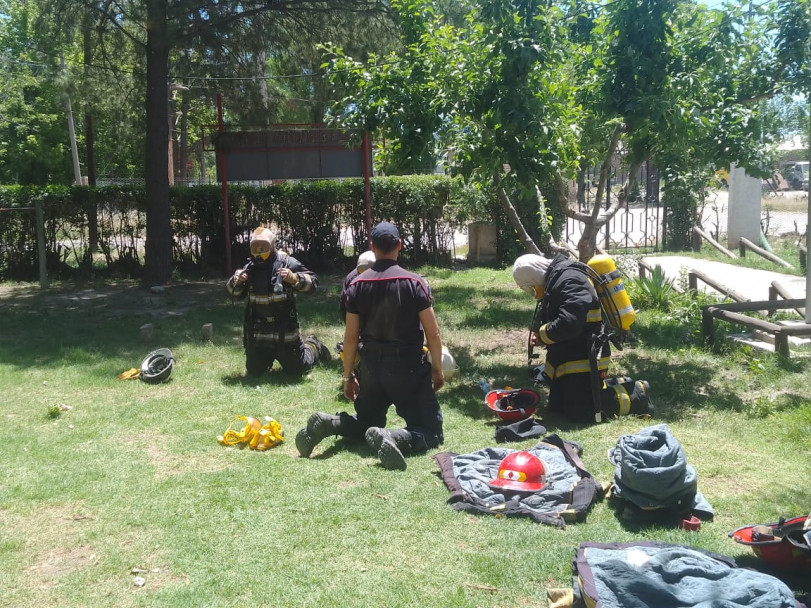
568,541,806,608
608,423,713,525
434,434,601,527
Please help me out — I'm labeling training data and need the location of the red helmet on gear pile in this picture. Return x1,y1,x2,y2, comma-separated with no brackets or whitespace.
489,451,547,493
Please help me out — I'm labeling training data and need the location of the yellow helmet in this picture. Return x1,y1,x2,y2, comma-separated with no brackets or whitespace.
250,227,277,261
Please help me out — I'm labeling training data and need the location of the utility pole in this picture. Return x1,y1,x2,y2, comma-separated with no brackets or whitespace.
805,94,810,323
168,83,188,186
62,56,83,185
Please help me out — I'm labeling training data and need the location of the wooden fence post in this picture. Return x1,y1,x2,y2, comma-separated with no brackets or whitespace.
774,331,789,358
702,306,715,346
35,200,49,289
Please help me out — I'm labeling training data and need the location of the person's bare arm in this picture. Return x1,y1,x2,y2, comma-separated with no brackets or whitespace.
342,313,361,401
419,306,444,392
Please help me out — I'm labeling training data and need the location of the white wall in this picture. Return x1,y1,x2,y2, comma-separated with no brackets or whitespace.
727,163,761,249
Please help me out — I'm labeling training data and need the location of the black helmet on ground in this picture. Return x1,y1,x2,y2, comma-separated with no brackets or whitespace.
140,348,174,383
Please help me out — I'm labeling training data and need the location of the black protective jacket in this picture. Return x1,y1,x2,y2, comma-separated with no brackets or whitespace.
531,255,609,380
225,252,317,349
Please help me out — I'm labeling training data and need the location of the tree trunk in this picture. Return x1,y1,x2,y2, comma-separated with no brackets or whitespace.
493,172,542,256
84,113,98,260
556,125,634,262
576,161,641,261
143,0,172,285
576,163,587,211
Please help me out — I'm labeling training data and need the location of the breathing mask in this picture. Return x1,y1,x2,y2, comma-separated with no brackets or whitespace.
249,227,276,262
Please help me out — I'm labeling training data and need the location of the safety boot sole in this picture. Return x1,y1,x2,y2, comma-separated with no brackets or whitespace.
296,412,339,458
295,428,317,458
365,427,407,471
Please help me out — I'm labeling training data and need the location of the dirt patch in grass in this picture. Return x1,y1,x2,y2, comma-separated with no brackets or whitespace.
128,566,189,593
476,328,527,352
337,479,361,489
11,504,98,588
125,431,232,480
14,503,96,538
27,545,99,587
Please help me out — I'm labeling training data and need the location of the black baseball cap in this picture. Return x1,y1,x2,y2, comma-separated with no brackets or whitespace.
371,221,400,244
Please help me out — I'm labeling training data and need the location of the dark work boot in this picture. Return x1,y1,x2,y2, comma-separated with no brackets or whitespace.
630,381,653,417
304,335,332,364
245,348,270,376
364,427,410,471
295,412,341,457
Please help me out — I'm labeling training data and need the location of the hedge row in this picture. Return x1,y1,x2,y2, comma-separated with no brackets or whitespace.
0,175,499,281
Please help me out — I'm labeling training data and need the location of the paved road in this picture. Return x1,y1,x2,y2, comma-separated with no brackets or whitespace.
640,255,807,302
700,189,809,238
560,189,808,250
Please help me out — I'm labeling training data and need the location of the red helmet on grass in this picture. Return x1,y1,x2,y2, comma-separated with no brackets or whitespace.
489,451,547,493
730,515,811,571
485,389,539,422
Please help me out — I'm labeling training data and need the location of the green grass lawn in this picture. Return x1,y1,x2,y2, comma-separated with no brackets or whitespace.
0,265,809,607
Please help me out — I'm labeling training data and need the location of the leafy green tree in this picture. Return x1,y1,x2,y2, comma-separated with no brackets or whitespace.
774,0,811,168
0,0,74,184
645,2,782,248
326,0,574,254
769,93,809,144
324,0,805,260
26,0,392,284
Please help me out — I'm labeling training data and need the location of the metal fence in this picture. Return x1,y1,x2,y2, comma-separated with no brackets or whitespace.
563,162,663,251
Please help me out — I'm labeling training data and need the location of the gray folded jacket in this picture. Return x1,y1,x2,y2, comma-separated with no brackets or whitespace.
609,423,713,516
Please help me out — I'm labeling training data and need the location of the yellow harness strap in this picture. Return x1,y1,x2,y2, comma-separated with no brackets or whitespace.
253,418,285,451
218,416,284,450
118,368,141,380
611,384,631,416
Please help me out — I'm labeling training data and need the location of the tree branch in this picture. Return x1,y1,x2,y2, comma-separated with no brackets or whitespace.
494,172,542,256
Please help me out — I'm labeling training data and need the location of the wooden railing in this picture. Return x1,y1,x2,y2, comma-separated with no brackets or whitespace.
702,299,811,358
738,237,794,269
688,269,747,302
769,280,806,318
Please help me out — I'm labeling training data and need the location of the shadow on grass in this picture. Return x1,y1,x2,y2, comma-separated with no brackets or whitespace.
604,497,697,534
0,281,241,369
0,278,348,372
2,277,807,426
221,370,318,387
434,284,530,330
308,437,373,461
618,352,746,420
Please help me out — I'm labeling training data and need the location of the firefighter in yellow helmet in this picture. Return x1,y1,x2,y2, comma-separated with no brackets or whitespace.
226,227,330,377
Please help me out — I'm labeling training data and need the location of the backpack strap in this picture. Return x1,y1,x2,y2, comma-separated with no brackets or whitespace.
542,434,604,523
588,333,607,423
543,434,591,479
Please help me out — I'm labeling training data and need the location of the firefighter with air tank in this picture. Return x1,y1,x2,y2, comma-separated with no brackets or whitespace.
513,253,653,423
